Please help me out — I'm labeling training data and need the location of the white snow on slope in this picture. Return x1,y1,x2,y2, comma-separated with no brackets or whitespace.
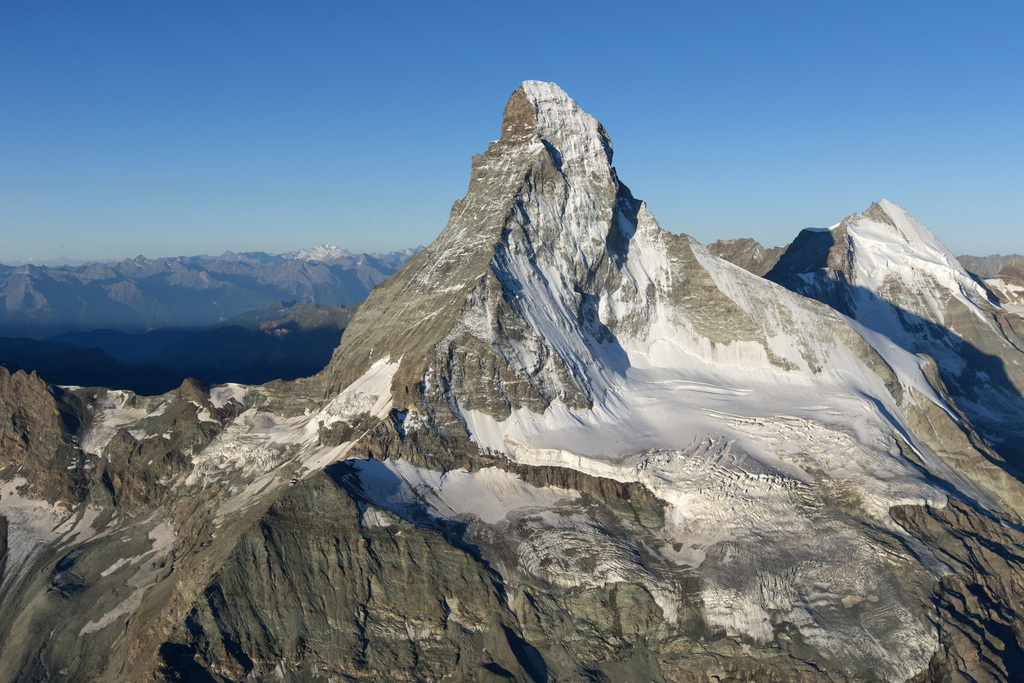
986,277,1024,315
0,477,69,592
0,478,110,593
445,184,958,679
349,459,579,526
210,383,248,409
841,199,994,330
80,515,175,636
79,391,168,456
319,357,399,428
183,358,400,524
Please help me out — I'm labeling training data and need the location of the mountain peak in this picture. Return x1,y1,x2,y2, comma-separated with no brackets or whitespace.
769,198,998,332
292,244,353,262
844,199,962,272
499,81,613,177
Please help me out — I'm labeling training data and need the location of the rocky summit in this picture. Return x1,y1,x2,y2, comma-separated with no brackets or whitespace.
2,81,1023,682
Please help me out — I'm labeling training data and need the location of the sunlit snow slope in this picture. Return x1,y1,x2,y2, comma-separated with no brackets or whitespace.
767,199,1024,510
310,81,1024,680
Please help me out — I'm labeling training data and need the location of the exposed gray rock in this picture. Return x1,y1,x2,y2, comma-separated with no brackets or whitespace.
707,237,787,276
894,498,1024,683
1,83,1023,683
984,261,1024,316
957,253,1024,279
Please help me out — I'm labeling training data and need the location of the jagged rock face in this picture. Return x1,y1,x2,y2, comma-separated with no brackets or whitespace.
4,81,1024,683
707,237,787,276
0,368,86,508
893,499,1024,683
160,470,547,682
324,81,636,418
766,200,1024,509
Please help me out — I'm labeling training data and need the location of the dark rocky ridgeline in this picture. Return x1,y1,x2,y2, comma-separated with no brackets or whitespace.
0,301,359,394
158,470,547,682
992,261,1024,286
706,238,787,277
0,371,251,681
957,254,1024,279
894,499,1024,683
0,370,222,679
0,367,88,507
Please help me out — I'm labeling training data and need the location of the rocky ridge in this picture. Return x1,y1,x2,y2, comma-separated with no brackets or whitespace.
706,237,787,276
957,253,1024,280
1,82,1023,682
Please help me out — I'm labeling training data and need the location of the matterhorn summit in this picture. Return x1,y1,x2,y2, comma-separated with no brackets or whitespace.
315,81,1024,679
1,82,1022,682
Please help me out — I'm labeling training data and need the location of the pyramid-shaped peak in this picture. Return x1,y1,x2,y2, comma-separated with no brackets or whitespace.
845,199,955,264
862,198,915,226
500,81,613,175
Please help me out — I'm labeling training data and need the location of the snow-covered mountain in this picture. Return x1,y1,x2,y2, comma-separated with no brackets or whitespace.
313,81,1024,678
766,201,1024,507
284,244,421,266
1,82,1022,681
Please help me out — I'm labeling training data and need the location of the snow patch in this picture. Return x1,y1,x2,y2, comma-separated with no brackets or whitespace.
80,516,175,635
319,357,399,428
210,383,248,409
348,459,579,526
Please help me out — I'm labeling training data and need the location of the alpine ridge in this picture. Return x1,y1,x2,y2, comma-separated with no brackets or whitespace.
1,81,1022,682
767,199,1024,509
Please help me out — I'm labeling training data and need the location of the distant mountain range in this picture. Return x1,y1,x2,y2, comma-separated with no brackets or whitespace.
0,246,418,338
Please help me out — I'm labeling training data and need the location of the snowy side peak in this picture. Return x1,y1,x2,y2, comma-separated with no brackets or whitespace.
291,245,354,262
501,81,614,181
847,199,960,269
768,198,997,328
840,199,993,310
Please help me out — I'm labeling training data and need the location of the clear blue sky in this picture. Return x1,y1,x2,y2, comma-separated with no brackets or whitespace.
2,1,1022,263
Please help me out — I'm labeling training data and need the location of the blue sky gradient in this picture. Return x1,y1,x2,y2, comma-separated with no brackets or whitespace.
2,1,1022,262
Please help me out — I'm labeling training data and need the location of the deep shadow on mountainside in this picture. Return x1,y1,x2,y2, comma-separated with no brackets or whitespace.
0,301,357,393
3,82,1024,683
766,221,1024,498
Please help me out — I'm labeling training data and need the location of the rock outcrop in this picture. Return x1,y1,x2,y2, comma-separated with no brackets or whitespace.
985,260,1024,316
707,237,787,276
2,82,1024,683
